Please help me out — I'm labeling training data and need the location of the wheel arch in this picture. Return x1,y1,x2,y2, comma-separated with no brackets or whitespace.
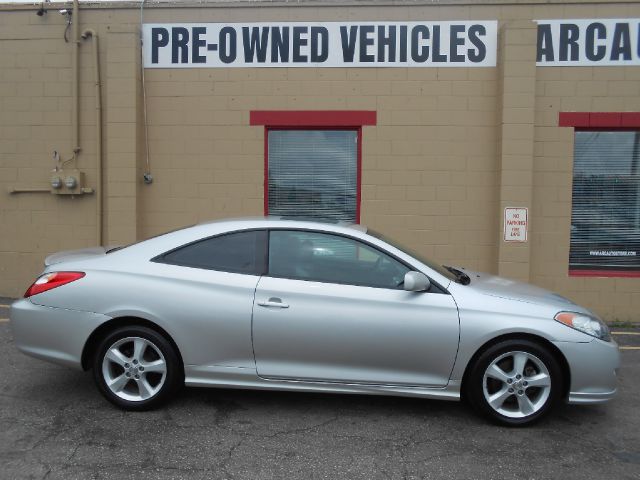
81,316,185,372
460,332,571,401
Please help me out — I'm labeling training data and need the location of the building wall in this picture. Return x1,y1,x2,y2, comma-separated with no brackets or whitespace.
1,1,639,321
532,62,640,319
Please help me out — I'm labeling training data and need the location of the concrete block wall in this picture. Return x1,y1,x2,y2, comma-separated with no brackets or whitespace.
0,1,639,321
0,9,100,294
135,4,502,276
527,0,640,321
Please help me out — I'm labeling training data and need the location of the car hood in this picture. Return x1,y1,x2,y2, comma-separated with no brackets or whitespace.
44,246,119,267
457,268,583,311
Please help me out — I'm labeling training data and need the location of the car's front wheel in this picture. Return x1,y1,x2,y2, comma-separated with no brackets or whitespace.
467,339,563,426
93,326,182,410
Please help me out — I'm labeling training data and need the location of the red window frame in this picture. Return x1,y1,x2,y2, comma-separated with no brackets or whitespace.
250,111,377,224
559,111,640,278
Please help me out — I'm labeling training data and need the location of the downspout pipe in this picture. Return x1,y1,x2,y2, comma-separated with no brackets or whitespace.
81,29,103,246
72,0,80,161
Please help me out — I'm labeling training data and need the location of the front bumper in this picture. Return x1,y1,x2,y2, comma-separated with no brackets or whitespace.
10,298,111,370
553,337,621,405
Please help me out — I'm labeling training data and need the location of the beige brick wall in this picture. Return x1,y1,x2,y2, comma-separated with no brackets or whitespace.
528,0,640,320
528,0,640,321
532,67,640,320
1,11,99,295
1,1,639,321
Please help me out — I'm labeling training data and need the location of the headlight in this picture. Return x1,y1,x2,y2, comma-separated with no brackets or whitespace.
554,311,611,341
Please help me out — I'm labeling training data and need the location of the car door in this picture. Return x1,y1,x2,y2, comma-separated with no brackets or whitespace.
251,229,460,387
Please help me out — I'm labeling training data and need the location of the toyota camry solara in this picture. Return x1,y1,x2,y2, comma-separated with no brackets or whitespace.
10,217,620,426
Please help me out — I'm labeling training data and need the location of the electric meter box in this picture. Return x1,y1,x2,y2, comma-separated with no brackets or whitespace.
50,169,85,195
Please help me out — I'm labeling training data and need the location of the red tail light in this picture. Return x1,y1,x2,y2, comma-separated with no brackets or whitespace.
24,272,85,298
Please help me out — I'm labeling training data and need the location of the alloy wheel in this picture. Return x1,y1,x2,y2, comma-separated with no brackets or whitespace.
482,350,552,419
101,336,167,402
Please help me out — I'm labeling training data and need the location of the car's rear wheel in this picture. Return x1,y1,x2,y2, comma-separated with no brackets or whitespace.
93,326,182,410
467,339,563,426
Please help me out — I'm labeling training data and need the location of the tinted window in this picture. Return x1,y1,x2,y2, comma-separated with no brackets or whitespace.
158,230,266,274
269,230,410,289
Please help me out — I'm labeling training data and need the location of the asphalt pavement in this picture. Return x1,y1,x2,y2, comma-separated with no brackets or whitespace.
0,299,639,480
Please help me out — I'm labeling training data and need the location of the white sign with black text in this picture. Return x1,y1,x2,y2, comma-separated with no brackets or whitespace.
536,19,640,66
504,208,528,243
142,21,498,68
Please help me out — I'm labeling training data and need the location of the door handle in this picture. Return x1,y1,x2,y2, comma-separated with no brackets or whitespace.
257,297,289,308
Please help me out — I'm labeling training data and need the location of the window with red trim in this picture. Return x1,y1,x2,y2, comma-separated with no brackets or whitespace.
251,111,376,223
560,112,640,277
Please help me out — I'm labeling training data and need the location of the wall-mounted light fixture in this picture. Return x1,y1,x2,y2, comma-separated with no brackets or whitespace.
36,0,49,17
60,8,73,42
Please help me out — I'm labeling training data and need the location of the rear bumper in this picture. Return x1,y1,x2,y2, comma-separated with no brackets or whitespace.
553,338,621,405
10,298,111,370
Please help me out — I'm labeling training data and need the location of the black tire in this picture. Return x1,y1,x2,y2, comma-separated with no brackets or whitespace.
466,339,563,427
92,326,182,411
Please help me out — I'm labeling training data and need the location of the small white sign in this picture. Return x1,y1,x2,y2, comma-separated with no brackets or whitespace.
504,207,528,242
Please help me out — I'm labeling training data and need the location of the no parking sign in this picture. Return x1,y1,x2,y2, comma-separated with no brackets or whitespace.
504,207,528,242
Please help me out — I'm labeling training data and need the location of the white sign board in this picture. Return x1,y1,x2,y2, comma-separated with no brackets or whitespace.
536,19,640,66
504,207,528,242
142,21,498,68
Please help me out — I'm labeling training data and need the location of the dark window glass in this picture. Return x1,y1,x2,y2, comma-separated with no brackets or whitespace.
159,230,265,274
268,130,358,222
570,131,640,273
268,230,410,289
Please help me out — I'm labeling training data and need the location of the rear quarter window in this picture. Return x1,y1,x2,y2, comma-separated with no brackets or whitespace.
154,230,266,275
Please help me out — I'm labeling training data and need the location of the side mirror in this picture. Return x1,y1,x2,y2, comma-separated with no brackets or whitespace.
403,271,431,292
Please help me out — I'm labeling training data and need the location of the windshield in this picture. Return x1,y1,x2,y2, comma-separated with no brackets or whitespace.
367,229,458,282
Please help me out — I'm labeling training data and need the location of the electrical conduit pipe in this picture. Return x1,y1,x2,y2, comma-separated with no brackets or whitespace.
81,29,103,246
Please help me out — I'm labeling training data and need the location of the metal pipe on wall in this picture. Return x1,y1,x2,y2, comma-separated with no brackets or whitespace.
81,29,103,246
72,0,80,161
7,187,51,194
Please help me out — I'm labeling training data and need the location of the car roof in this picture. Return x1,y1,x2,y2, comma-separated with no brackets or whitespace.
91,216,453,289
196,216,368,233
126,216,370,258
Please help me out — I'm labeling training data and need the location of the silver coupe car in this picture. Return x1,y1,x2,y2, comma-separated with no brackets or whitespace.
10,217,619,426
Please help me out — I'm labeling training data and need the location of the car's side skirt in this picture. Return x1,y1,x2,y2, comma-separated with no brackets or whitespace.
184,365,461,401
